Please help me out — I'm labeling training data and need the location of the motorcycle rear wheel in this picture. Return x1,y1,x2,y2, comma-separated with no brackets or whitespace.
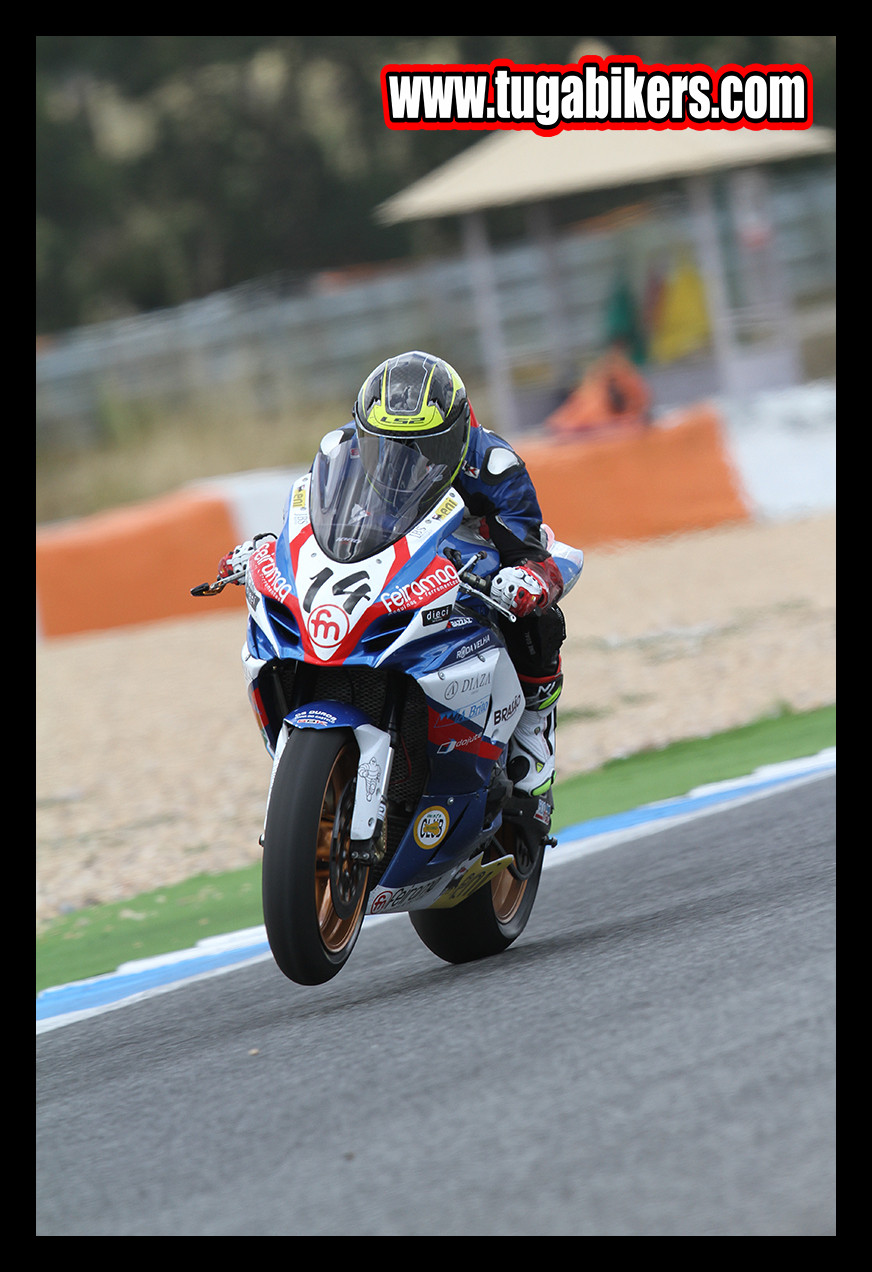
409,820,544,965
262,728,369,985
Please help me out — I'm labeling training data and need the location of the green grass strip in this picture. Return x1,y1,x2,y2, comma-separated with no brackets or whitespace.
36,703,834,996
551,703,835,831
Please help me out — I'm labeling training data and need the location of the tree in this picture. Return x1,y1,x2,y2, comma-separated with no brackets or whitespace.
35,36,836,335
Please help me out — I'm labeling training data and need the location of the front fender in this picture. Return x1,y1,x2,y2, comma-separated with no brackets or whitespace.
271,701,393,842
285,701,370,731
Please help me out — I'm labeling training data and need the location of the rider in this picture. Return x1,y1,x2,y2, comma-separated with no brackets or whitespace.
219,350,566,806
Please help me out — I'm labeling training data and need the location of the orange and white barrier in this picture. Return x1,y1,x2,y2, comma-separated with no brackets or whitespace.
522,405,749,549
35,391,834,641
35,488,246,640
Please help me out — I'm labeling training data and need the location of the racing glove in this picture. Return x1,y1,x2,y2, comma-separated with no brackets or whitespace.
490,557,563,617
217,539,257,583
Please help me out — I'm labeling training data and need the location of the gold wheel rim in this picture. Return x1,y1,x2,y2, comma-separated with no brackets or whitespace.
313,744,368,953
488,829,527,924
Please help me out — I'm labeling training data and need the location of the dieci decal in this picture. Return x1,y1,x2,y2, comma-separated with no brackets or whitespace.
422,603,452,627
413,805,450,849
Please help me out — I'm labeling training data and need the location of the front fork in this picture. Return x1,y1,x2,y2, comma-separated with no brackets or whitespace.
262,704,394,862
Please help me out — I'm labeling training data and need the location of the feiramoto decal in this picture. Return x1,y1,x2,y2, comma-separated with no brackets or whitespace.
380,562,459,614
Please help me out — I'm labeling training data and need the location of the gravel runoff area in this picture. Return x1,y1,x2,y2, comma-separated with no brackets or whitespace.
36,511,835,928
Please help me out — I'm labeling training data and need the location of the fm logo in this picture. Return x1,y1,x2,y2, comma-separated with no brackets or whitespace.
308,604,350,651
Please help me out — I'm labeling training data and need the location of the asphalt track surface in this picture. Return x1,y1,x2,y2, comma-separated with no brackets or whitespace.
36,773,835,1236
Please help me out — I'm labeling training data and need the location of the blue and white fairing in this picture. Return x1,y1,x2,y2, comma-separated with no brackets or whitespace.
238,433,583,916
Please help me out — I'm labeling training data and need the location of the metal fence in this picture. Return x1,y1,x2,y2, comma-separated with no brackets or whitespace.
36,165,835,444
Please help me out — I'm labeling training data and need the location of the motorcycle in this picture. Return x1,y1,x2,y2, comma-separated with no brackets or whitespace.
192,430,583,985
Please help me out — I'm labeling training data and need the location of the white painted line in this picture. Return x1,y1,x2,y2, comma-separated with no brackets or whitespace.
37,749,835,1033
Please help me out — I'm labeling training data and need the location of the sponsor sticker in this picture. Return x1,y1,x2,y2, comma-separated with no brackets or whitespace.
358,757,382,801
250,542,295,604
493,692,522,726
291,708,339,727
370,888,394,913
380,561,459,614
367,876,444,914
422,603,452,627
307,603,351,655
433,493,461,519
430,853,514,909
413,805,450,850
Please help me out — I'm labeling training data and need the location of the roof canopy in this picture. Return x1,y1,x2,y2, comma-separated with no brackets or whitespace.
376,125,836,225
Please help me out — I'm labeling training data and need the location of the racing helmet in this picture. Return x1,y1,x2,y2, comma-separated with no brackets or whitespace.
352,351,470,511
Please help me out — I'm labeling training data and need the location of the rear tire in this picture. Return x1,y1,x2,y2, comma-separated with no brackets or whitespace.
262,728,369,985
409,820,544,965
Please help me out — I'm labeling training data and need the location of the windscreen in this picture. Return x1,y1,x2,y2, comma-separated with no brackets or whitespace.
310,432,449,563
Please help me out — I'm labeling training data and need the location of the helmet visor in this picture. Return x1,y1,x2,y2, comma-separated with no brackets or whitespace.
358,419,467,509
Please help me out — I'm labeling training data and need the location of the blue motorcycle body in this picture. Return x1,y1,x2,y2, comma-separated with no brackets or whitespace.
226,434,582,981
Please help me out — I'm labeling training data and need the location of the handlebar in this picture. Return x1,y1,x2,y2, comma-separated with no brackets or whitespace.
191,531,277,597
193,549,515,621
446,549,516,623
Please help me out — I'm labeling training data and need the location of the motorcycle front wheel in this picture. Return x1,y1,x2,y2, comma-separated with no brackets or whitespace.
262,728,369,985
409,819,544,965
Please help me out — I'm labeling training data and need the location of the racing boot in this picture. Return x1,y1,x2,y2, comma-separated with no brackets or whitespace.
502,670,562,863
506,670,563,802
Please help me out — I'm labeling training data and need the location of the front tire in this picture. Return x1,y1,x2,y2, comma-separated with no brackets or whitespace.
409,820,544,965
262,728,368,985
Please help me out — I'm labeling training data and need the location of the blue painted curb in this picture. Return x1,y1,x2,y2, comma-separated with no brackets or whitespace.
37,749,834,1031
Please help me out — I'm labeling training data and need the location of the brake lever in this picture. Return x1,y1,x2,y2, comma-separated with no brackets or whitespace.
454,551,516,623
191,532,275,597
190,567,245,597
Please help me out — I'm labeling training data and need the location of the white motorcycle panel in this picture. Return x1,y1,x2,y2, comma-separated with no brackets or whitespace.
418,644,523,746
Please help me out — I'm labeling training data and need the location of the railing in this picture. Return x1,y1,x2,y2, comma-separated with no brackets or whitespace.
36,166,835,443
